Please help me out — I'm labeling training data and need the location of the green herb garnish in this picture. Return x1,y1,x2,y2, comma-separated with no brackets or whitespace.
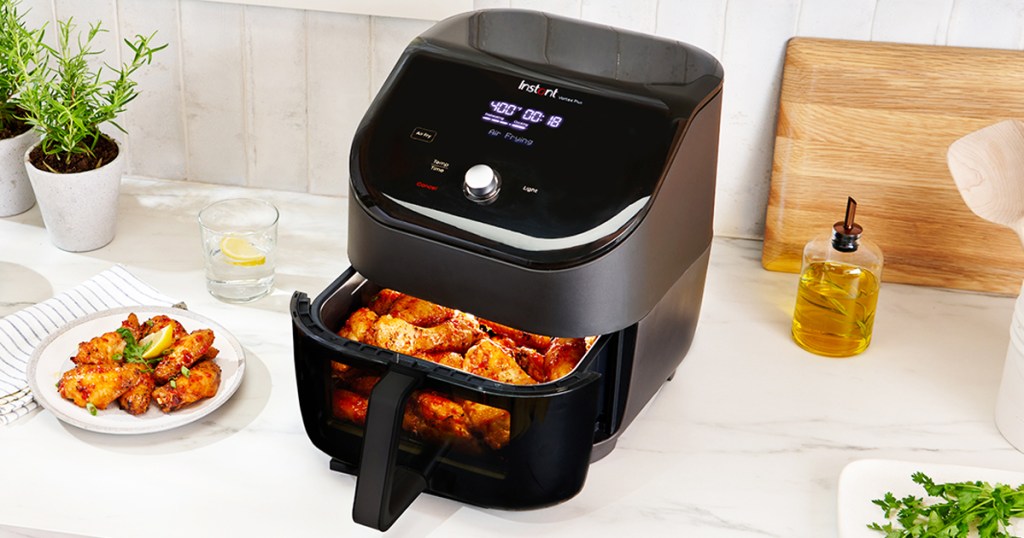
85,402,97,416
169,379,176,389
181,365,190,378
115,327,156,371
869,472,1024,538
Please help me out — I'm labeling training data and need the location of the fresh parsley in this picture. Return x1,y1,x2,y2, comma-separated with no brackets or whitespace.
115,327,157,370
869,472,1024,538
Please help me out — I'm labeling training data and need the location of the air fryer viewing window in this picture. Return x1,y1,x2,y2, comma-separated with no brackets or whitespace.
353,53,677,267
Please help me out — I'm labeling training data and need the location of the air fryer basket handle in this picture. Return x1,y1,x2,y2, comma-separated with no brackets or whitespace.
353,368,426,531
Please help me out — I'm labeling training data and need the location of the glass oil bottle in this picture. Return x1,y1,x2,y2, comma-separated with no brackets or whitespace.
791,197,883,357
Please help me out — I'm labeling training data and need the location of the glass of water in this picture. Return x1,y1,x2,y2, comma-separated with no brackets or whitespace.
198,198,279,303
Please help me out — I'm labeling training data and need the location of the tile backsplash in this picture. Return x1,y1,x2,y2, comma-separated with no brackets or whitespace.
16,0,1024,238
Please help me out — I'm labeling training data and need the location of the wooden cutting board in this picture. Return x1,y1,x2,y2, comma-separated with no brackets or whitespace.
762,37,1024,295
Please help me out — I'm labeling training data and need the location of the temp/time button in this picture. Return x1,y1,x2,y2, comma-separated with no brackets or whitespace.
464,164,500,203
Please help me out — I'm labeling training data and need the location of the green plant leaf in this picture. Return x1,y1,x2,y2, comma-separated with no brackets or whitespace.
869,473,1024,537
0,0,45,130
13,15,163,163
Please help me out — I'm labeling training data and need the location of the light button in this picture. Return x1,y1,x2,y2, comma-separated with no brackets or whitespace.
464,164,500,202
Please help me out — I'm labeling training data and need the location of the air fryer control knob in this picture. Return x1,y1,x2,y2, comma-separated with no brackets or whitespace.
464,164,500,202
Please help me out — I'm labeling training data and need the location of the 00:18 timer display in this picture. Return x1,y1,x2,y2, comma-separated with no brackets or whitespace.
481,100,564,132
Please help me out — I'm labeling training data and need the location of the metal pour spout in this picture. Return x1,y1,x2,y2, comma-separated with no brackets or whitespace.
832,197,863,253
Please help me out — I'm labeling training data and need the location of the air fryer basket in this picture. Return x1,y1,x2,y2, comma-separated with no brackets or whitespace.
292,268,624,530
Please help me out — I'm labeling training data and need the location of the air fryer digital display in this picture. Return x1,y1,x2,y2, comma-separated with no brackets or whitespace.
482,99,564,132
354,53,676,266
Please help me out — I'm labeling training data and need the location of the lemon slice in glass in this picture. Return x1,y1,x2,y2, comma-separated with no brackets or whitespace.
139,325,175,359
220,236,266,266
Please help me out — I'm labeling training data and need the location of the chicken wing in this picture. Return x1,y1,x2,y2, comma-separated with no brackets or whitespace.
367,289,404,316
153,328,215,384
332,388,369,426
71,313,140,365
403,390,477,449
71,332,125,366
386,294,453,327
417,351,464,370
118,363,155,415
513,346,547,383
330,361,358,383
120,313,143,342
464,339,537,385
152,359,221,413
330,370,511,451
544,338,588,381
368,314,483,357
346,373,380,396
141,315,187,341
367,289,458,327
336,307,378,342
57,364,136,410
458,398,511,450
331,386,477,449
478,318,551,351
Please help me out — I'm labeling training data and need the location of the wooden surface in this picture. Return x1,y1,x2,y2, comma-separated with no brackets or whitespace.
947,119,1024,248
762,37,1024,295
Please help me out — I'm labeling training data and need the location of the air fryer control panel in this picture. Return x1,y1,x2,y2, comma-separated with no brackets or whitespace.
352,53,676,266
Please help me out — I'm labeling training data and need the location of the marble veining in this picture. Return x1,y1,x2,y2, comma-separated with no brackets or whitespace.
0,177,1021,537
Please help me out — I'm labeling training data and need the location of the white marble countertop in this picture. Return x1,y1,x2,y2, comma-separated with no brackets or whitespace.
0,177,1021,538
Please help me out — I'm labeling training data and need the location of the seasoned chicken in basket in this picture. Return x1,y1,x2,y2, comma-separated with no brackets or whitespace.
331,289,593,452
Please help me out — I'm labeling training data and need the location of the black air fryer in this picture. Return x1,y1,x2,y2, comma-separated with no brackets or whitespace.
291,9,723,531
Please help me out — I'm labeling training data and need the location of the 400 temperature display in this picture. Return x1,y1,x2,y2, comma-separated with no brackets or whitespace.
483,100,563,131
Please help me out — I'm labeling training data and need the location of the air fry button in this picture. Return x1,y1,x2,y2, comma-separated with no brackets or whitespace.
411,127,437,143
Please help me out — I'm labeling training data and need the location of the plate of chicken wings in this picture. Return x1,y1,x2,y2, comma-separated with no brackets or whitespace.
26,306,245,434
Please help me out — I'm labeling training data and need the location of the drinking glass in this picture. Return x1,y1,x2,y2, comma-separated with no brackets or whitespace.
198,198,279,303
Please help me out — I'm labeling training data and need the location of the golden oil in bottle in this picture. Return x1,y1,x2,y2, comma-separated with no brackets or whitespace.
792,261,880,357
791,197,883,358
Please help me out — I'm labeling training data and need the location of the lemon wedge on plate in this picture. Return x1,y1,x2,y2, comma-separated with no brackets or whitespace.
139,325,175,359
220,236,266,266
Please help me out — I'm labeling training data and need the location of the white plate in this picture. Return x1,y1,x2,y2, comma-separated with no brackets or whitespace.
26,306,245,434
838,458,1024,537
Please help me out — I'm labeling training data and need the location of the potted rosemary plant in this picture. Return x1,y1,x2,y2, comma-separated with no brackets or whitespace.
18,17,164,251
0,0,42,217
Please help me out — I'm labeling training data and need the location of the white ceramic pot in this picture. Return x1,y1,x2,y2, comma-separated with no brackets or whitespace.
24,138,125,252
0,128,39,217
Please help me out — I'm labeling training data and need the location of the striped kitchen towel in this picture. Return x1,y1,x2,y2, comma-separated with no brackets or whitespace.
0,265,180,425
